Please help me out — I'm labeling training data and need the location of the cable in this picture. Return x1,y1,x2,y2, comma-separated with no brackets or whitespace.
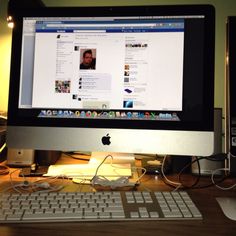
178,155,228,190
178,156,203,189
91,154,113,180
161,154,228,190
0,115,7,120
211,167,236,190
229,151,236,158
131,166,147,185
9,169,24,193
62,152,90,161
0,143,6,154
161,155,182,191
0,113,7,157
0,163,10,175
91,176,134,189
206,153,228,162
90,154,143,189
0,168,66,194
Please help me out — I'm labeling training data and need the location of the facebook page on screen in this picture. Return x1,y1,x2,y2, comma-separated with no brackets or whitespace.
19,17,184,120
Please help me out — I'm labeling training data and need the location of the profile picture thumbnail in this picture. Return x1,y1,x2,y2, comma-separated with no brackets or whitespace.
80,49,96,70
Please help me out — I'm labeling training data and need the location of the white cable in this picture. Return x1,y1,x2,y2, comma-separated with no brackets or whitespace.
111,162,146,185
0,115,7,120
131,166,147,184
31,174,66,193
229,152,236,158
0,163,10,175
9,169,24,193
0,114,7,156
92,154,113,178
2,168,66,194
0,143,6,154
211,167,236,190
161,155,182,190
34,184,64,193
90,154,145,189
91,175,133,189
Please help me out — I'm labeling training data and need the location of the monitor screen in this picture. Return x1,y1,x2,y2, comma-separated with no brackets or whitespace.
7,5,215,156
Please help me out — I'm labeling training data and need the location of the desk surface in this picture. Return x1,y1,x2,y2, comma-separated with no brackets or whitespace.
0,155,236,236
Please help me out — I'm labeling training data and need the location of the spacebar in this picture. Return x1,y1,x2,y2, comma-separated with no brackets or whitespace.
23,213,83,220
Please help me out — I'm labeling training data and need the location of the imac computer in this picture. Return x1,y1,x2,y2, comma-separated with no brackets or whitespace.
6,5,215,162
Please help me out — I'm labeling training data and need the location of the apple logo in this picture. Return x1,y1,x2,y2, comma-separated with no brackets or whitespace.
101,134,111,145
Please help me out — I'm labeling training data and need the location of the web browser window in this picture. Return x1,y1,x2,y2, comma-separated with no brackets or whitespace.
19,17,184,116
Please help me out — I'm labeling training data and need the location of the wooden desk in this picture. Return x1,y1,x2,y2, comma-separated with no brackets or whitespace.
0,156,236,236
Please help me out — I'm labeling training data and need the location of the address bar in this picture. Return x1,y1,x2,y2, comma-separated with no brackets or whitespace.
46,23,157,27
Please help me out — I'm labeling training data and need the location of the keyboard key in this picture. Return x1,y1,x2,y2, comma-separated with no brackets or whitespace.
130,212,139,218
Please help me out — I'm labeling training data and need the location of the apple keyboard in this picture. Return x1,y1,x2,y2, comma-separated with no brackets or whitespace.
0,191,202,223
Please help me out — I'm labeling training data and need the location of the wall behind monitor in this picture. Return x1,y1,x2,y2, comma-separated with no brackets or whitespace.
0,0,12,113
1,0,236,151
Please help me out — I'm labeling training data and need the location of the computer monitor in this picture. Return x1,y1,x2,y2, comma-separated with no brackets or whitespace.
6,5,215,158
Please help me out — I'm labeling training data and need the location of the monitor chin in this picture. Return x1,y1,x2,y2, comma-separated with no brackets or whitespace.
7,126,214,157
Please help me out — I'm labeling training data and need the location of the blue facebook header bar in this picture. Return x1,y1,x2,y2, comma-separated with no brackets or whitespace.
35,19,184,33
